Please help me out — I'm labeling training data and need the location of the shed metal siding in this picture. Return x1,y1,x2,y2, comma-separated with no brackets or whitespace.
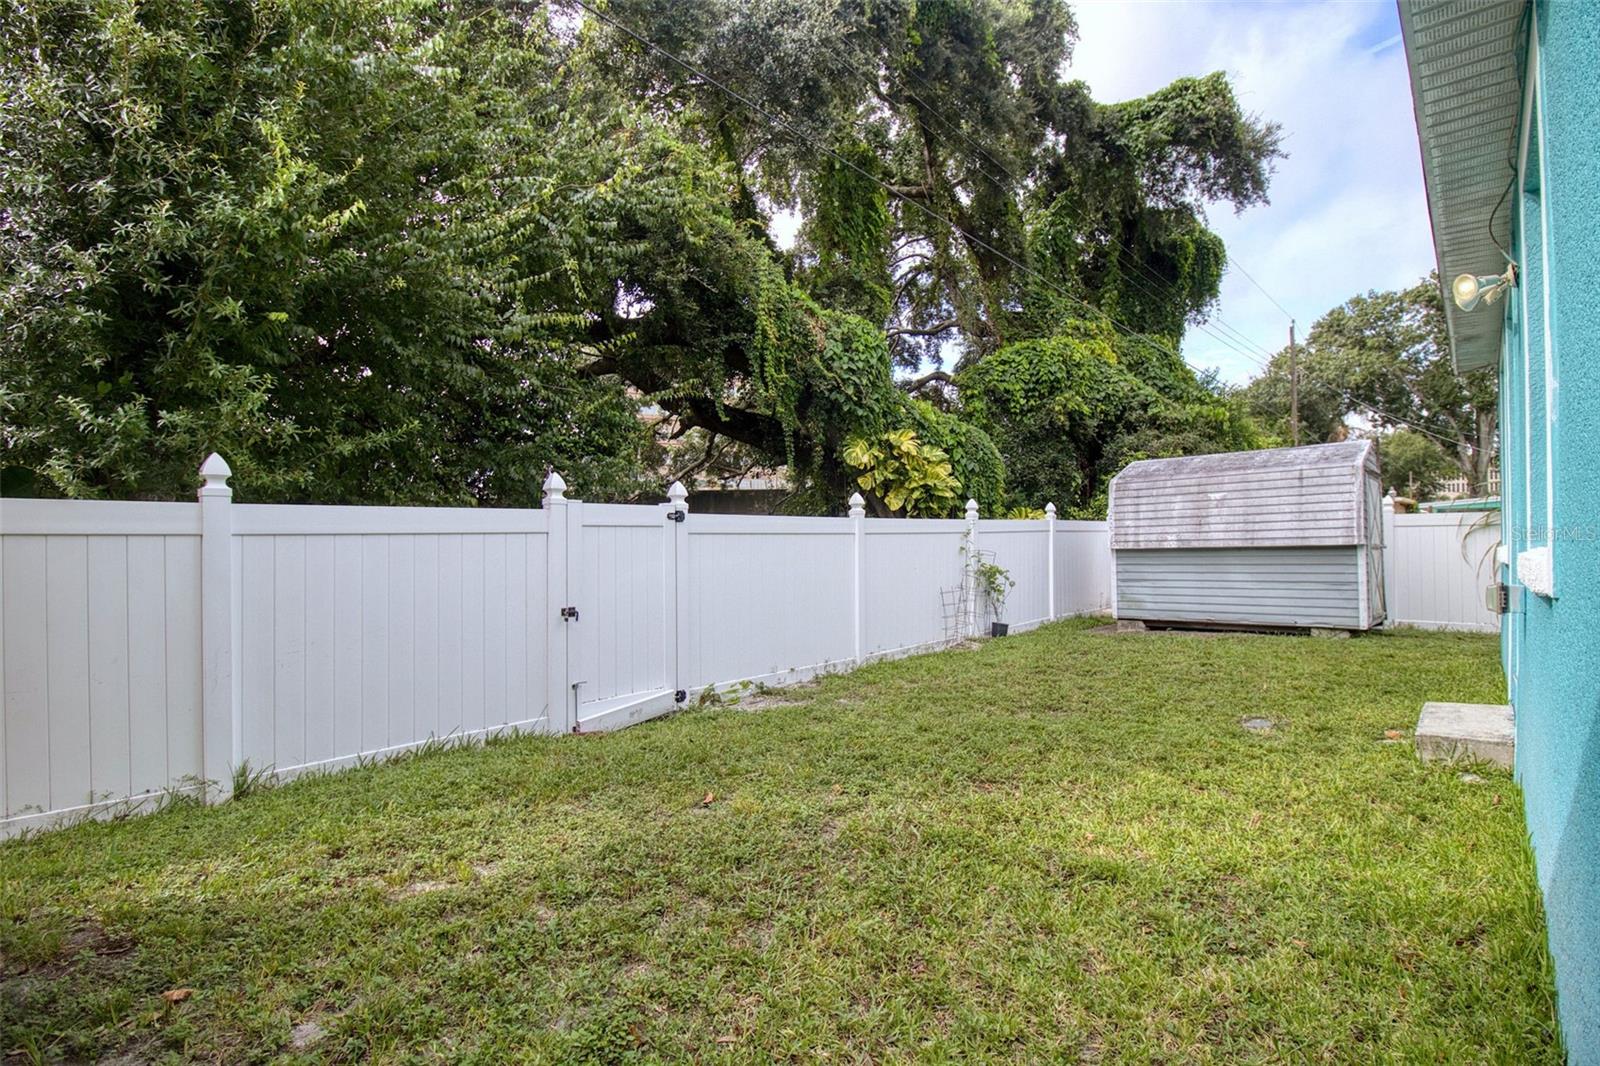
1116,547,1363,628
1109,441,1375,550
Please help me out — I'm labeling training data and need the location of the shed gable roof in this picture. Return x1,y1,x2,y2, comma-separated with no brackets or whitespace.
1108,442,1376,550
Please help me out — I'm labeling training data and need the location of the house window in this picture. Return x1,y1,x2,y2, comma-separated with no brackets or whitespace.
1515,83,1555,598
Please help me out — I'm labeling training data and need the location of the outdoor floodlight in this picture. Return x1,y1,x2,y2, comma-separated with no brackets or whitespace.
1452,266,1517,312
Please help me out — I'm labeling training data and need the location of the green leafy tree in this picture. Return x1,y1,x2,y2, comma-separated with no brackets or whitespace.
1238,350,1350,445
957,319,1262,516
587,0,1282,362
4,0,1282,516
1376,430,1457,500
1,0,654,502
581,0,1280,508
1021,72,1276,344
1241,275,1498,492
1307,276,1497,493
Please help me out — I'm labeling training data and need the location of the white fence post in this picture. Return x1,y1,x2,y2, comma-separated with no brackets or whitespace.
1382,490,1397,624
1045,502,1058,622
964,498,981,637
849,492,866,664
197,453,238,798
542,472,574,733
666,481,689,700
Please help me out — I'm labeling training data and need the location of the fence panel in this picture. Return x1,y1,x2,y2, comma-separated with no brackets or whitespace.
1,501,204,833
1055,521,1115,618
1387,511,1500,632
977,519,1051,631
861,520,967,657
681,514,856,690
231,505,554,778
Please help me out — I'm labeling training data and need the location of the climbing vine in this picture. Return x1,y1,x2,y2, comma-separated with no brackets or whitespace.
958,317,1260,516
805,139,893,323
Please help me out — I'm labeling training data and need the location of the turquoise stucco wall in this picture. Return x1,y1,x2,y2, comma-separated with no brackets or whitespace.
1501,2,1600,1059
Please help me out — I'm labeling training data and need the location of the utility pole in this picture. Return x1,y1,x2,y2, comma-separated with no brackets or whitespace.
1288,319,1299,447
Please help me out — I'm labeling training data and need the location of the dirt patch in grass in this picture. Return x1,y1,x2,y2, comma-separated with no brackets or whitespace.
731,691,805,713
288,1016,328,1051
390,879,457,899
1,918,134,980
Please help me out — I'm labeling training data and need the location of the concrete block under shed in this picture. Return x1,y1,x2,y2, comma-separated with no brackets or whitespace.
1415,702,1514,769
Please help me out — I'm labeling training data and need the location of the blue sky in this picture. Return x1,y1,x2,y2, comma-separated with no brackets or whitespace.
1068,0,1437,384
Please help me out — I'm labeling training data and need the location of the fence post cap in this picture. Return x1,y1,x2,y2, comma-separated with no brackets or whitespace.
198,453,232,496
848,492,866,518
541,471,568,504
964,499,980,520
667,480,689,510
1045,502,1057,518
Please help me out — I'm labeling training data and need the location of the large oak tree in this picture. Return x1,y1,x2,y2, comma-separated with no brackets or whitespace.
4,0,1282,516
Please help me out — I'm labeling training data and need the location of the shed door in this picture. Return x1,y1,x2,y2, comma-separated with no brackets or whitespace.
1365,474,1387,624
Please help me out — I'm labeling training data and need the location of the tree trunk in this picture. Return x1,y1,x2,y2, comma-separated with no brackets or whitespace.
1472,407,1498,495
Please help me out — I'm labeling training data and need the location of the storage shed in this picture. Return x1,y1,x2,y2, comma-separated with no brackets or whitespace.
1108,441,1386,631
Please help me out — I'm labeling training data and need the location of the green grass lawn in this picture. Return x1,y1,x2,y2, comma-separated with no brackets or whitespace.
0,620,1561,1064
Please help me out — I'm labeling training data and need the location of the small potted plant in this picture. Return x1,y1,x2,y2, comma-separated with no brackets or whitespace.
974,559,1015,637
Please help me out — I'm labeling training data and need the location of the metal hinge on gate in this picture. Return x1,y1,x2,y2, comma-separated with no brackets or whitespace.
667,510,685,523
560,606,579,621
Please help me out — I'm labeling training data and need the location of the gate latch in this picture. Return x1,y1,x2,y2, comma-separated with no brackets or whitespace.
560,606,580,621
667,510,686,523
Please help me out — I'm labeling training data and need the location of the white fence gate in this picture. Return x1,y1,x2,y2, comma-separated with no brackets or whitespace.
0,457,1502,837
569,498,680,732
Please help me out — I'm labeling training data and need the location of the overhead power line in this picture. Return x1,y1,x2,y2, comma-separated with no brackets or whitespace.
1343,398,1464,450
1226,260,1296,322
1204,315,1279,364
1175,316,1466,451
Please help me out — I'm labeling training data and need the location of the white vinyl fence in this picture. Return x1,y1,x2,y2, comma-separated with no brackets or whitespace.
1383,504,1501,633
0,459,1499,837
0,459,1112,836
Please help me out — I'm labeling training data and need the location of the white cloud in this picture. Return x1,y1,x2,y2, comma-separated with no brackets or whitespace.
1068,0,1435,384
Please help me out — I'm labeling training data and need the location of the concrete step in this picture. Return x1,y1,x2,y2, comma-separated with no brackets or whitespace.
1415,702,1514,769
